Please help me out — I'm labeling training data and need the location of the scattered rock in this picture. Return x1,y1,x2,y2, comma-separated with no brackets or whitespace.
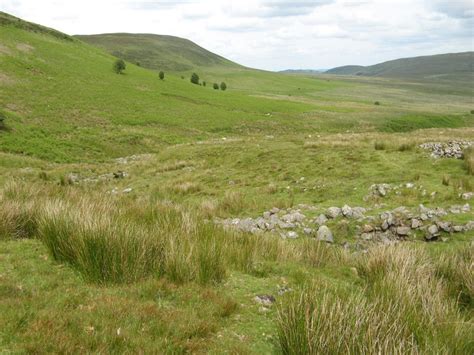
396,226,411,236
411,219,423,229
254,295,276,307
341,204,352,218
286,231,299,239
314,214,328,225
419,141,473,159
123,188,133,193
461,192,473,200
317,225,334,243
326,207,341,219
425,225,440,241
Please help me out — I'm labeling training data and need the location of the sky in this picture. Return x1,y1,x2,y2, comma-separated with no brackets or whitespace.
1,0,473,71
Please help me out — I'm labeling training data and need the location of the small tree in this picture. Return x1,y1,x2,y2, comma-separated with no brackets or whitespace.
213,83,219,90
190,73,200,85
220,82,227,91
113,59,126,74
202,81,206,87
159,71,165,80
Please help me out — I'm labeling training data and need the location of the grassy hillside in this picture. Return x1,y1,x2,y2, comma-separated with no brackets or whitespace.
76,33,241,72
0,13,473,354
327,52,474,82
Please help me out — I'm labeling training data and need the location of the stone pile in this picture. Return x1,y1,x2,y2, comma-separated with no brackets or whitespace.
216,202,473,244
419,141,473,159
359,204,473,242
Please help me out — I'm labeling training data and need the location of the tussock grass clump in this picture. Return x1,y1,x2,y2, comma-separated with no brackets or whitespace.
37,197,228,285
277,288,418,354
435,246,474,309
374,141,386,150
277,245,473,354
398,143,414,151
463,146,474,175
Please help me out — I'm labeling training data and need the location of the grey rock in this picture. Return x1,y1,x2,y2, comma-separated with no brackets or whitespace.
362,224,375,233
341,204,353,218
303,228,313,236
317,225,334,243
314,214,328,225
426,225,440,240
461,192,473,200
453,225,464,233
287,231,299,239
436,221,452,233
254,295,276,306
411,219,423,229
396,227,411,236
123,187,133,193
326,207,341,219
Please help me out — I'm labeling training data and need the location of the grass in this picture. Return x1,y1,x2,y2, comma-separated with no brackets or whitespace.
0,12,473,353
464,147,474,175
277,245,474,354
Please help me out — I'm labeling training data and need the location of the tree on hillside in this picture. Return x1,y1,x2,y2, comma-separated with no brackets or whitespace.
190,73,200,85
220,82,227,91
159,71,165,80
213,83,219,90
202,81,206,87
113,59,126,74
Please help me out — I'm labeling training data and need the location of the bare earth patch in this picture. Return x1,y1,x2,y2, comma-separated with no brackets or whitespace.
0,72,16,85
0,44,12,56
16,43,34,53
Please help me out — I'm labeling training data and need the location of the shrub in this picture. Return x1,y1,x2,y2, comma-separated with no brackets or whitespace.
374,141,386,150
463,147,474,175
398,143,413,151
202,81,206,87
213,83,219,90
159,71,165,80
0,111,5,130
190,73,200,85
374,101,380,105
470,110,474,114
113,59,126,74
220,82,227,91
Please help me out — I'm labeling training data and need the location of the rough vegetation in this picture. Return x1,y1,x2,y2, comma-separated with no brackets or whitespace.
0,12,473,354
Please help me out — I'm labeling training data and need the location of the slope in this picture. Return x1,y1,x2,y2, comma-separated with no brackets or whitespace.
75,33,241,72
326,52,474,81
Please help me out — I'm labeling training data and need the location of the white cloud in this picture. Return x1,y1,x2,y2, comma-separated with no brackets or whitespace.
1,0,472,70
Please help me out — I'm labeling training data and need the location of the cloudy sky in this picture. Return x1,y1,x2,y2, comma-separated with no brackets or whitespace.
1,0,473,70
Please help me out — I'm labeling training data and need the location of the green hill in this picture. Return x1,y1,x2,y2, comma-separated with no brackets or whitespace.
326,52,474,81
75,33,241,72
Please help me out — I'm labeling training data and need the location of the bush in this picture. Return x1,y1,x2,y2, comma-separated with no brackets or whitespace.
398,143,413,152
202,81,206,87
374,141,386,150
374,101,380,105
113,59,126,74
213,83,219,90
159,71,165,80
0,111,5,130
220,82,227,91
190,73,200,85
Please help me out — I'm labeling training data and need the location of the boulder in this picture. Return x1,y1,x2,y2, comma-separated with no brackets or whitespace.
411,219,423,229
341,205,353,218
317,225,334,243
396,227,411,236
287,231,299,239
326,207,341,219
425,225,440,241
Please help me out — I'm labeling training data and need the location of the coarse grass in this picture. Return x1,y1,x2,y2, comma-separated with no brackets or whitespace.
464,146,474,175
277,244,474,354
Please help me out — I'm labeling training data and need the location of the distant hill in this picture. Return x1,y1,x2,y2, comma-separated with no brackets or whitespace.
279,69,328,75
326,52,474,81
75,33,241,72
